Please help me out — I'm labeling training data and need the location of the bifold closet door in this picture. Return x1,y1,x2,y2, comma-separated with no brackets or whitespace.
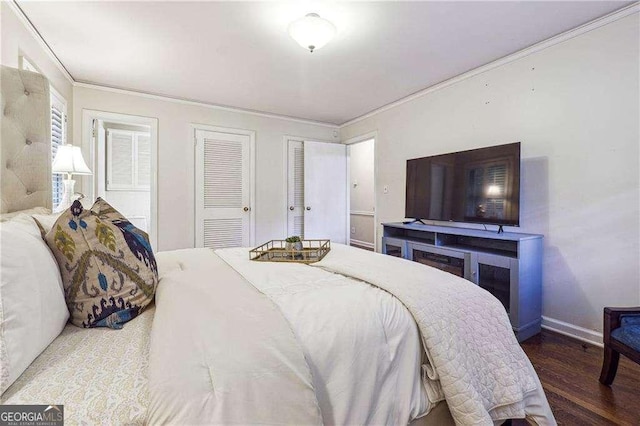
195,129,252,248
303,141,347,244
287,140,305,238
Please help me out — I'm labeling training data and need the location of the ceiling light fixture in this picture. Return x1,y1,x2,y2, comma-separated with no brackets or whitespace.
288,13,336,53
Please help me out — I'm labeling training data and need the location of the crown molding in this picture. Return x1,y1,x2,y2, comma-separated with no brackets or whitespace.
339,2,640,128
6,0,74,83
73,82,340,128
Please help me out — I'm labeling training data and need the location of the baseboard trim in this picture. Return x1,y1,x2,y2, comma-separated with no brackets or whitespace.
350,210,375,217
350,239,375,250
541,316,603,348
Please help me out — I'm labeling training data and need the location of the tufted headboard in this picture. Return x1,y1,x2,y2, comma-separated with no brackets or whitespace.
0,65,52,213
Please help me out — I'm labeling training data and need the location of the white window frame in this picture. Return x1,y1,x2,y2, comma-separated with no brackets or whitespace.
106,129,151,191
19,54,40,73
50,87,68,209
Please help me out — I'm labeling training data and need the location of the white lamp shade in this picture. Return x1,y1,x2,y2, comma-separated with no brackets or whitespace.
288,13,336,52
52,144,92,175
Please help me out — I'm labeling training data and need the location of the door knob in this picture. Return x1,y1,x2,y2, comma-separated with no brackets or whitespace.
243,207,250,212
306,206,311,211
289,206,294,211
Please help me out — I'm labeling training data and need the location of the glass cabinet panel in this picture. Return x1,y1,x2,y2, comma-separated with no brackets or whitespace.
384,243,403,258
478,263,511,313
412,249,465,277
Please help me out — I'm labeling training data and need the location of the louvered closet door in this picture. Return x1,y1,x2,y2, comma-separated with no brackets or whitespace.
287,140,305,238
195,129,252,249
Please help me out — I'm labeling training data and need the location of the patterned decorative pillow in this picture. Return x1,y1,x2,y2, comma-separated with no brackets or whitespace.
42,198,157,329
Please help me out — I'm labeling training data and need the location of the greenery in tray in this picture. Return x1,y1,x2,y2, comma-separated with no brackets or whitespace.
285,236,301,243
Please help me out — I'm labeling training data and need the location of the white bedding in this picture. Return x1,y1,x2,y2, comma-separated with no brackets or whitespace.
215,248,431,425
147,249,324,425
217,245,556,426
1,306,154,425
149,248,429,425
3,243,554,426
310,245,555,425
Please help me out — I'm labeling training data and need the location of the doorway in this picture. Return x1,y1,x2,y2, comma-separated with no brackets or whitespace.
346,134,376,251
82,110,158,249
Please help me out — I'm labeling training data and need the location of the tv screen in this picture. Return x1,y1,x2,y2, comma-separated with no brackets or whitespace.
405,142,521,226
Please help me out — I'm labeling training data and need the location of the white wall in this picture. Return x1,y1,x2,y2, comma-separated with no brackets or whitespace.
73,86,339,251
341,14,640,338
349,139,375,246
1,3,74,131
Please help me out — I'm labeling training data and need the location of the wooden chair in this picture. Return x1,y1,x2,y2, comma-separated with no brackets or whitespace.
599,307,640,385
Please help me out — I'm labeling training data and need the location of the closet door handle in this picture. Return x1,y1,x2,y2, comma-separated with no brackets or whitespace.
243,207,250,212
306,206,311,211
289,206,294,211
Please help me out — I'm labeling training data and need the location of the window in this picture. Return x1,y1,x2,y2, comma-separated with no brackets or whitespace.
50,90,67,209
107,129,151,191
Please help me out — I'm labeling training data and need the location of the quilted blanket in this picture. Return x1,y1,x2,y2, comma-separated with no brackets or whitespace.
312,244,555,425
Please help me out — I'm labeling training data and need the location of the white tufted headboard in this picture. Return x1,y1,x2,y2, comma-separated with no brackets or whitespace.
0,65,52,213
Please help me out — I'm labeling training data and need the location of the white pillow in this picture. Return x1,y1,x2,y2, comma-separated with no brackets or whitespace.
0,207,51,222
0,219,69,394
8,212,62,236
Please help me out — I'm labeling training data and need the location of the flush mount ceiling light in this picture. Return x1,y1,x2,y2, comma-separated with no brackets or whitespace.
288,13,336,53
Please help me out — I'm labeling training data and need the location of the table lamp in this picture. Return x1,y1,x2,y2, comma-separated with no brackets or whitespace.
52,144,92,212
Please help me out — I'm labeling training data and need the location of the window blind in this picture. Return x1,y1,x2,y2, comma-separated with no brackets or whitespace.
51,104,64,208
106,130,151,191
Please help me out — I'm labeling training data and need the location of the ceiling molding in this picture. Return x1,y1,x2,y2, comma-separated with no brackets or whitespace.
73,82,340,129
7,0,74,83
339,2,640,129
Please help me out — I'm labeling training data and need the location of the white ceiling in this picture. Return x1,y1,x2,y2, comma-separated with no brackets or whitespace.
17,1,632,125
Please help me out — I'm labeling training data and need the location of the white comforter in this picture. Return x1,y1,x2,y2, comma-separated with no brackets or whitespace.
216,249,430,425
149,247,429,425
147,249,323,425
149,245,554,425
216,245,555,426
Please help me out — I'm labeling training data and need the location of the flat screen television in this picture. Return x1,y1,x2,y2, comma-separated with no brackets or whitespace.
405,142,521,226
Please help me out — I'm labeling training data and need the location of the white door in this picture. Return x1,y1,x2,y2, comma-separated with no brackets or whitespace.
195,129,253,248
287,140,305,238
303,141,347,243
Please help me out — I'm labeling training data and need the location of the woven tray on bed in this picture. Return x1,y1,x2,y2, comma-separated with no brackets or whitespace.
249,239,330,264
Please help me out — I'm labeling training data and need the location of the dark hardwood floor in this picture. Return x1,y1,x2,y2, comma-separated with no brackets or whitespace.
513,330,640,425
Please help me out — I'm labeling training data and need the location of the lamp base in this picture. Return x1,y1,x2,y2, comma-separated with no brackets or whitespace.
54,178,76,213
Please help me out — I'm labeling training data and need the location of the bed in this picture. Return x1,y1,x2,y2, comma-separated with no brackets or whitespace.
0,65,555,425
2,244,553,425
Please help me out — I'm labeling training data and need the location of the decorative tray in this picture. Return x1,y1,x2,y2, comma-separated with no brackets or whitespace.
249,240,330,264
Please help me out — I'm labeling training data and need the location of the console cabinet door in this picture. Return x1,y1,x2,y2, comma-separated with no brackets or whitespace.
472,253,519,324
382,237,406,258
